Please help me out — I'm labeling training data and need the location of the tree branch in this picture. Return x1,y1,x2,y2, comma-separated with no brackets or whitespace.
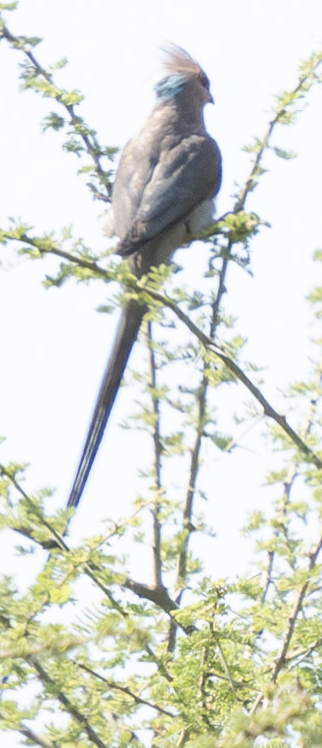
79,663,175,717
143,288,322,470
0,21,112,199
272,533,322,682
17,725,58,748
30,657,109,748
147,321,163,588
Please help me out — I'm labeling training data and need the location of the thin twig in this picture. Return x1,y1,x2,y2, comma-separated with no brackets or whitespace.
144,288,322,470
17,725,58,748
0,463,69,551
260,550,274,605
20,233,110,274
216,638,238,701
251,533,322,715
79,663,175,717
259,371,322,608
0,22,111,198
0,463,191,627
30,657,108,748
272,534,322,682
147,321,163,588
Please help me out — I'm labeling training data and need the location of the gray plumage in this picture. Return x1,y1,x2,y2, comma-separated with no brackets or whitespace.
67,44,222,509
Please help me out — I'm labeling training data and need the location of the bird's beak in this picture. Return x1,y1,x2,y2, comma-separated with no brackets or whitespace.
208,90,214,104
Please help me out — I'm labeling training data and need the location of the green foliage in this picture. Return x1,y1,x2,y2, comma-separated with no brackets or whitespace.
0,2,18,10
0,11,114,201
42,111,65,131
272,147,297,160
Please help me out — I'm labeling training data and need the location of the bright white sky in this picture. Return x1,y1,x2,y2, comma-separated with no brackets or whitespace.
1,0,322,629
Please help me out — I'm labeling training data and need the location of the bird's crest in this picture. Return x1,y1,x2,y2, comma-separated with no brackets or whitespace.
162,43,204,78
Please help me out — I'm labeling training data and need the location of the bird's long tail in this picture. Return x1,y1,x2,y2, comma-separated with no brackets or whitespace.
67,299,146,508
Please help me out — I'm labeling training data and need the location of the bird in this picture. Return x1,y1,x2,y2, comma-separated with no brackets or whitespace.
67,44,222,509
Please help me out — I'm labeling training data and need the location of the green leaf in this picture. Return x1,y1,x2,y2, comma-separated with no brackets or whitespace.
63,136,84,155
48,57,68,71
273,146,297,159
42,111,65,131
59,89,84,106
0,2,18,9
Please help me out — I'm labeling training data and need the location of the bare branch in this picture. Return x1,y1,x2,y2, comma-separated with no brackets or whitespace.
17,725,58,748
79,663,175,717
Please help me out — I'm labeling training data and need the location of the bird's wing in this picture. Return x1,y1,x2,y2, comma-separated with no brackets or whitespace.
114,134,222,256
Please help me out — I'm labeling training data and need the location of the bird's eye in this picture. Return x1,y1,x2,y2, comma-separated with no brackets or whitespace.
199,73,210,90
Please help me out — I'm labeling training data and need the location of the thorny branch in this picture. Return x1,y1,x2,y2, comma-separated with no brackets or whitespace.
79,663,175,717
272,533,322,682
0,465,195,633
30,657,109,748
0,21,112,200
259,371,322,606
6,236,319,470
250,532,322,715
147,321,163,588
197,646,214,730
0,462,69,552
13,725,57,748
18,233,111,275
144,287,322,470
0,613,107,748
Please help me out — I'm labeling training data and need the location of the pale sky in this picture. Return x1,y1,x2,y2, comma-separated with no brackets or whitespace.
1,0,322,610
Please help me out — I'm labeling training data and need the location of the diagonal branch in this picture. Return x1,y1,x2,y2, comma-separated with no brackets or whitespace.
0,462,69,552
79,663,175,717
15,725,58,748
0,464,196,629
30,657,108,748
272,533,322,682
143,288,322,470
0,21,111,198
251,532,322,714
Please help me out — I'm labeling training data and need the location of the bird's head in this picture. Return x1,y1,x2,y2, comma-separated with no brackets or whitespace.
154,44,214,108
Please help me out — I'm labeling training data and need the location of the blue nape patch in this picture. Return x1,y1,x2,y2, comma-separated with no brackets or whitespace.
154,73,188,100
